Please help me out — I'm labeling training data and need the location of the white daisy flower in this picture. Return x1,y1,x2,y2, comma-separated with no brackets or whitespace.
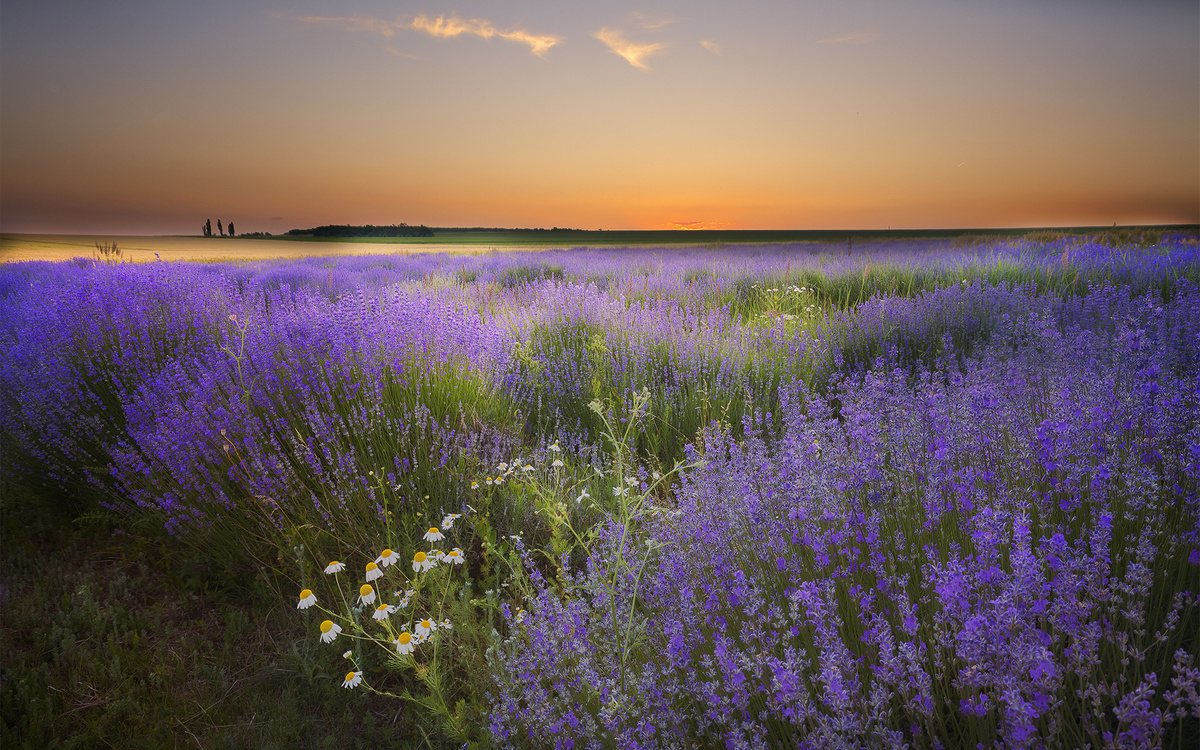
416,618,436,637
395,631,415,654
358,584,376,606
414,631,430,645
548,443,561,452
412,551,436,573
471,480,479,489
625,476,639,487
575,488,590,503
297,589,316,609
319,620,342,643
364,561,383,581
423,527,445,543
440,618,453,630
485,477,494,486
551,459,564,468
324,561,346,575
342,650,352,659
444,548,465,565
515,608,526,624
372,603,394,621
497,462,509,471
613,486,625,497
376,548,398,568
522,464,534,473
441,513,461,529
342,671,362,689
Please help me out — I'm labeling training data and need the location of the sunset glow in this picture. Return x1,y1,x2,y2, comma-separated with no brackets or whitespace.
1,1,1196,235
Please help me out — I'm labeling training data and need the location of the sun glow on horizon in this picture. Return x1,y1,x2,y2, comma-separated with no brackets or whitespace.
663,221,736,231
0,1,1195,235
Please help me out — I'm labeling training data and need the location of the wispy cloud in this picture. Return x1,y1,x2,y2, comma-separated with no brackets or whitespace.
593,27,666,69
700,39,721,55
409,14,563,56
385,45,423,60
665,220,734,230
817,29,882,44
291,13,563,57
629,12,674,30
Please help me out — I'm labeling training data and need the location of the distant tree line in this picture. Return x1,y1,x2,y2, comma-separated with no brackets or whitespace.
285,223,434,238
202,219,234,237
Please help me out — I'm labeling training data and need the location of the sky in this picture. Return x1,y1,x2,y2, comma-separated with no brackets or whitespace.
1,0,1197,235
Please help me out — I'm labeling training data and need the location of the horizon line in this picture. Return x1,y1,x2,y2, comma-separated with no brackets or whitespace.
4,223,1199,239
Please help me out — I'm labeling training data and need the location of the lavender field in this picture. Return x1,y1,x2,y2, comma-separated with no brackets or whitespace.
3,236,1199,748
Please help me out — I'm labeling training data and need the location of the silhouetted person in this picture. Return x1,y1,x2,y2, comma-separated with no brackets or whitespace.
205,219,212,237
218,219,224,237
228,221,235,237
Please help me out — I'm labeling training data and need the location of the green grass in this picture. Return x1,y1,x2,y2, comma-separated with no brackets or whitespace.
0,488,427,749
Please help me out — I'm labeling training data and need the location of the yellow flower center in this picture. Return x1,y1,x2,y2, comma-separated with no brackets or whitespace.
299,589,312,599
428,527,439,534
414,552,427,563
320,620,334,633
328,560,339,566
360,584,373,596
421,620,432,628
380,548,392,558
365,562,378,571
376,604,388,612
345,671,356,682
397,632,411,644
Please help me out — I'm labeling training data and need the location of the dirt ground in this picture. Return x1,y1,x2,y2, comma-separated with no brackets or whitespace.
0,234,562,264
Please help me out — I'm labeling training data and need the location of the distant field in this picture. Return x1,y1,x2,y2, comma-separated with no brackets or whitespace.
0,234,565,263
282,229,892,245
4,226,1196,263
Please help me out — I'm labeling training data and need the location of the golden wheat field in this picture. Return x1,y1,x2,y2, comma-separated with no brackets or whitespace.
0,234,561,263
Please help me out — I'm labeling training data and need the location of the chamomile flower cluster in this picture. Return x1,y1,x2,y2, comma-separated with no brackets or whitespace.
296,509,470,691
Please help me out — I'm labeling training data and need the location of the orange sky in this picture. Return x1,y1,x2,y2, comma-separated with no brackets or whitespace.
2,1,1196,234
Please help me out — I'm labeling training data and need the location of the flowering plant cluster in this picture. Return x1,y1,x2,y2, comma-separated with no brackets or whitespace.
294,511,476,741
487,281,1200,748
2,238,1198,747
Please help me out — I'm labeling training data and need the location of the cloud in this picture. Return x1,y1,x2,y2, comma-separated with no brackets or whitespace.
700,39,720,54
292,13,563,57
667,220,733,230
629,12,674,30
817,29,882,44
593,27,666,69
385,45,423,60
494,28,563,57
409,14,563,56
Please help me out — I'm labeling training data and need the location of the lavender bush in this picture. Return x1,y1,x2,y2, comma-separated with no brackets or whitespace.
488,279,1200,748
2,235,1197,747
